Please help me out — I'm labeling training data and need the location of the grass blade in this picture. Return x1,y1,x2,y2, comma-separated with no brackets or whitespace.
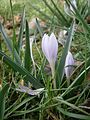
24,20,31,71
42,0,63,25
17,8,25,54
56,20,75,88
35,18,43,37
57,108,90,120
65,0,90,32
10,0,17,56
0,22,21,64
0,50,43,89
4,96,35,118
29,2,60,26
0,84,9,120
56,98,89,115
50,0,69,26
60,65,90,98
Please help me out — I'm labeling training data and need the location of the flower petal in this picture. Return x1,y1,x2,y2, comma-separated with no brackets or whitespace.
42,34,50,62
48,33,58,63
42,33,58,64
65,51,74,78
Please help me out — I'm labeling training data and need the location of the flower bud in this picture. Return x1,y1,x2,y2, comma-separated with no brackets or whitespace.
65,51,74,79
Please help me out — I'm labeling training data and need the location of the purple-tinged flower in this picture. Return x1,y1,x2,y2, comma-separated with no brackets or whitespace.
65,51,74,79
42,33,58,70
42,33,58,88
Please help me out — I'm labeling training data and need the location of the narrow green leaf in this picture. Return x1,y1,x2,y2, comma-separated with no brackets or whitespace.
60,65,90,98
57,108,90,120
10,0,17,54
24,20,31,71
29,3,59,26
50,0,69,26
75,85,89,105
4,96,35,118
56,98,89,115
88,0,90,14
35,18,43,37
0,22,21,64
17,8,25,54
0,50,43,89
42,0,63,25
0,84,9,120
10,99,50,116
66,0,90,32
56,21,75,88
0,38,2,50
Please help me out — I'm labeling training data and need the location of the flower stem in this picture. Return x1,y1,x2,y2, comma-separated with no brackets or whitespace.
50,62,56,89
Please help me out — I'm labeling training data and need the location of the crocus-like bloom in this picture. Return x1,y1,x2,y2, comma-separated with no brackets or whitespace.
65,51,74,79
42,33,58,78
64,0,77,18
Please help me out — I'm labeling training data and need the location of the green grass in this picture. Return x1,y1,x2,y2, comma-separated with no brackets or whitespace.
0,0,90,120
0,0,48,20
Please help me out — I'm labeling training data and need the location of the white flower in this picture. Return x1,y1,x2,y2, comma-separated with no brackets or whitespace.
65,51,74,79
42,33,58,66
42,33,58,78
